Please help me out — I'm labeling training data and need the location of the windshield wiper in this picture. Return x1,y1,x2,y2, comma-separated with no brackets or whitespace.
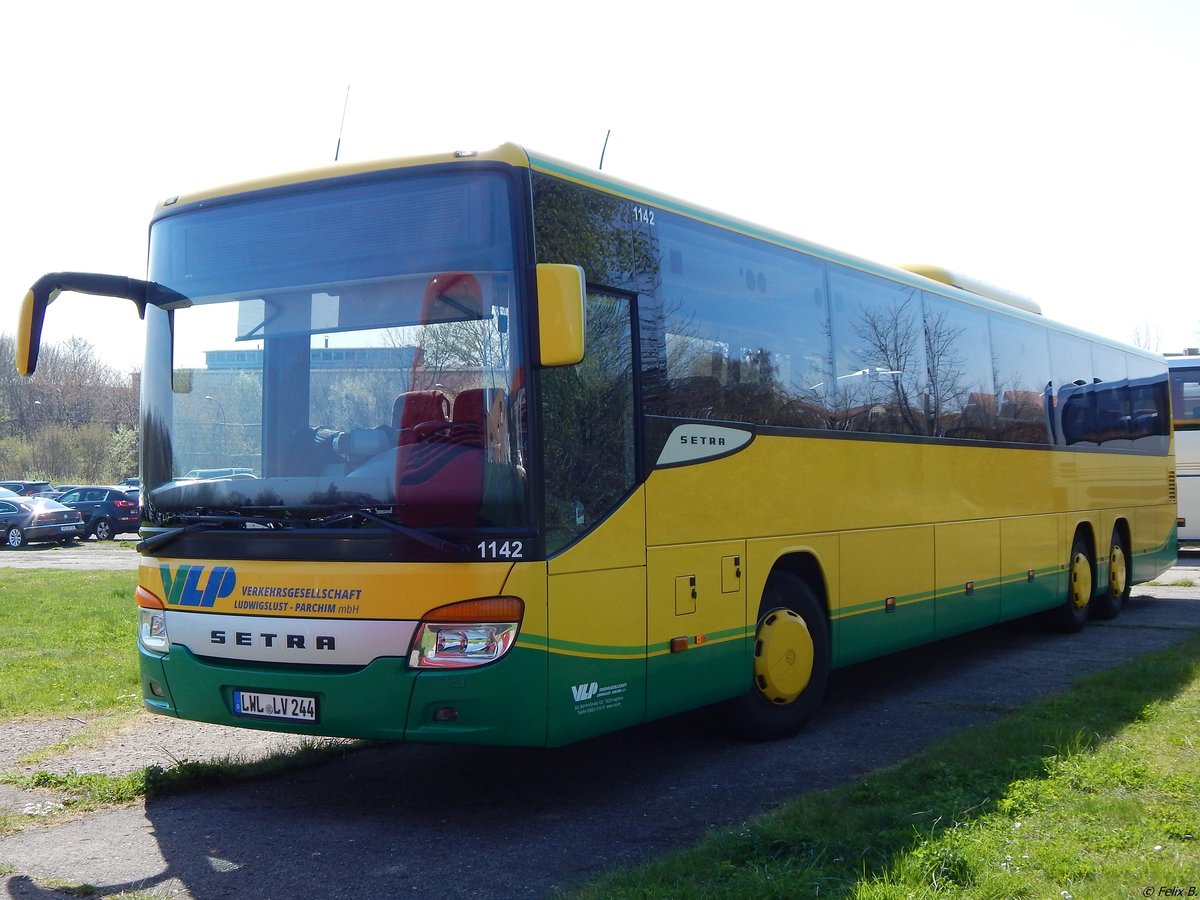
138,510,471,559
136,513,286,555
320,509,470,558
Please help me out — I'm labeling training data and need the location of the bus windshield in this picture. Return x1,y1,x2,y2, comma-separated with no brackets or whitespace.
139,169,530,535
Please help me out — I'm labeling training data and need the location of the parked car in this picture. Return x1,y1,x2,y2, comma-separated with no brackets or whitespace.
180,468,254,480
56,486,141,540
32,484,78,501
0,495,86,547
0,480,54,496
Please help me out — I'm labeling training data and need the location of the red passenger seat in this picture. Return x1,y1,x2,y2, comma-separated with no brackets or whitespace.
392,390,449,444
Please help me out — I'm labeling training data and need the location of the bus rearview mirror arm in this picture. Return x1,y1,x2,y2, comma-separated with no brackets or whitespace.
17,272,188,375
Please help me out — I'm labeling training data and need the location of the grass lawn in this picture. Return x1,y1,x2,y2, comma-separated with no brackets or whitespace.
0,570,139,719
569,631,1200,898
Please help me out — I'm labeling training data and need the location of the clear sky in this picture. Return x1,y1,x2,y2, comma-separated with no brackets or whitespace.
5,0,1199,371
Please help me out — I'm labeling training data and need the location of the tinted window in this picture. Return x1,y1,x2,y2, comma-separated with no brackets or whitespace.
650,214,832,428
922,293,995,438
1047,331,1096,445
1128,355,1170,452
1088,344,1132,448
152,172,515,300
1092,343,1128,384
1050,342,1168,449
1048,331,1093,391
828,267,927,434
988,313,1051,445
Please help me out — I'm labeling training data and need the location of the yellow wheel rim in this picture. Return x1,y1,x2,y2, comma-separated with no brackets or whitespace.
753,608,814,705
1109,544,1128,597
1070,551,1092,611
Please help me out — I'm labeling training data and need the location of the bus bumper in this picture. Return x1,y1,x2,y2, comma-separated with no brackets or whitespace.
140,643,548,745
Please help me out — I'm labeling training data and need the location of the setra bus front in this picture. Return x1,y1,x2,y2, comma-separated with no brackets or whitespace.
16,146,586,746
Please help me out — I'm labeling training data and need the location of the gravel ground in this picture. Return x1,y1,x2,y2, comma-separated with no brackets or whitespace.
0,539,349,782
0,710,356,824
0,713,350,780
0,540,356,820
0,538,140,571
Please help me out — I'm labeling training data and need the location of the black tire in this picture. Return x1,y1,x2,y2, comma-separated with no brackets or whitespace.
1090,527,1131,620
93,517,114,541
725,570,830,740
5,526,26,549
1053,532,1093,633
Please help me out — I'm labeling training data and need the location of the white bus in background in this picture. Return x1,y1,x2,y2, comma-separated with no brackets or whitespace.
1168,352,1200,543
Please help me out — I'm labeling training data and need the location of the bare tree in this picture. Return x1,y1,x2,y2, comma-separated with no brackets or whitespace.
1132,321,1163,353
0,333,139,482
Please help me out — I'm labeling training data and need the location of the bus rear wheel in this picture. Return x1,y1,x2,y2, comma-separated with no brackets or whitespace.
726,570,830,740
1053,532,1093,633
1090,527,1130,620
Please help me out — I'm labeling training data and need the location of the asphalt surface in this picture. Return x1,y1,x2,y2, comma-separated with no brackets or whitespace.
2,554,1200,898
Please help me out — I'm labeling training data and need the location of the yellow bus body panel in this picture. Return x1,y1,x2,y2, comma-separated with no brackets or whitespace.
646,431,1175,666
544,488,648,744
139,557,514,619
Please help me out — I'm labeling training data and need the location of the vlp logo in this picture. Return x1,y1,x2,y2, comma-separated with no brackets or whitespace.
160,564,237,607
571,682,599,702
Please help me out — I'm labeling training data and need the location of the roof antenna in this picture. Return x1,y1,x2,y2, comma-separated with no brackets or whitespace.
334,85,351,161
598,129,611,170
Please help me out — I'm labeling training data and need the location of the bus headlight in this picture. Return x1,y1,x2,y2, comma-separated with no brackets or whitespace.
408,597,523,669
136,585,170,654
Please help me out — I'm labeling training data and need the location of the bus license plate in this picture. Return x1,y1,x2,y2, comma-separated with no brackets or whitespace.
233,690,316,722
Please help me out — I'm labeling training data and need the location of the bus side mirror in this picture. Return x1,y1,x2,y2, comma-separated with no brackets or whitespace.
536,263,586,367
16,283,49,376
15,272,183,375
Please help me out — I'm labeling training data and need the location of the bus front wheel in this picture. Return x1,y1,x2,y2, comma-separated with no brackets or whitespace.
726,571,830,740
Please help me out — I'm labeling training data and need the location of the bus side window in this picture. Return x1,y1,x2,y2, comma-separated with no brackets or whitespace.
654,214,832,429
828,267,927,436
987,314,1052,445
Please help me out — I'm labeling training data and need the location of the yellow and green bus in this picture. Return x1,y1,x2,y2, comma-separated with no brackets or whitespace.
16,144,1176,745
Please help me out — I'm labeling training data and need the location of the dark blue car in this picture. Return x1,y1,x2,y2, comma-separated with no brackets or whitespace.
56,486,141,541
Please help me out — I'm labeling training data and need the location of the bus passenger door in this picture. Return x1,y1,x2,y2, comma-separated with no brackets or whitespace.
540,289,646,746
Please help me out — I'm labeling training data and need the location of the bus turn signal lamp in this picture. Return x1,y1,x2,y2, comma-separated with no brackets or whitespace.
136,586,169,654
408,597,523,669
